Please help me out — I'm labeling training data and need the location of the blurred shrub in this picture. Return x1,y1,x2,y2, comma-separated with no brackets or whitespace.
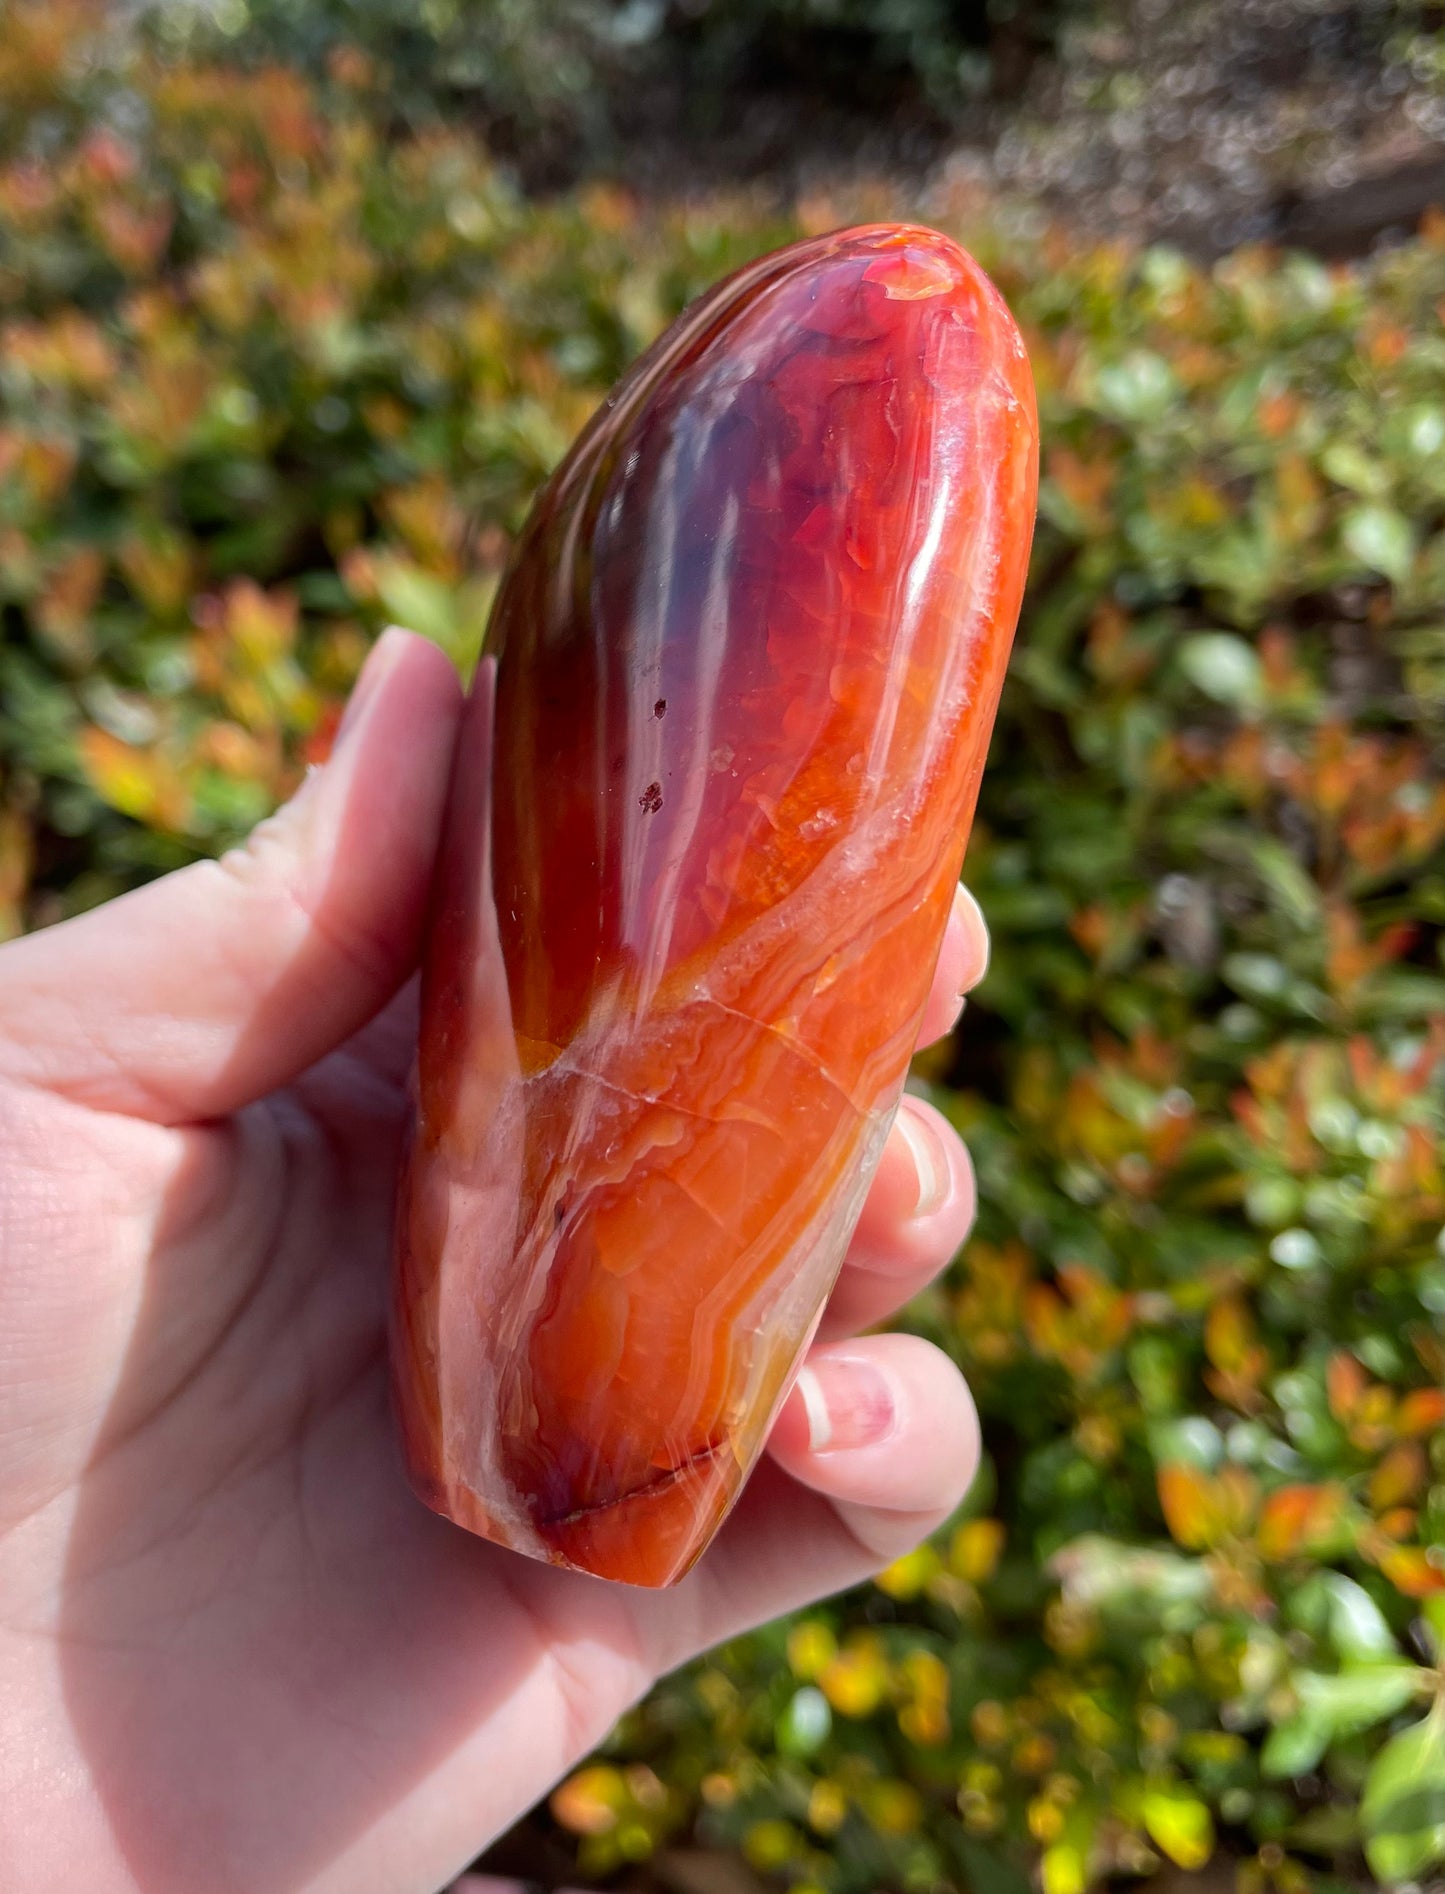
144,0,627,155
141,0,1070,164
613,0,1067,119
2,6,1444,1888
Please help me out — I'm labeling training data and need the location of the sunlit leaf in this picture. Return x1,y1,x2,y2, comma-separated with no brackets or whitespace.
1379,1546,1445,1600
776,1685,831,1759
1262,1711,1331,1780
950,1518,1006,1584
1326,1575,1399,1660
1041,1802,1098,1894
1093,349,1178,423
1362,1709,1445,1883
552,1764,626,1837
1265,1663,1425,1778
1177,632,1263,710
1342,504,1414,587
1141,1786,1214,1870
1157,1463,1217,1550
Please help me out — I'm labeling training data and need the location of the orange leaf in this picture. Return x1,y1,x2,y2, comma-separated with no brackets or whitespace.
1397,1389,1445,1438
79,728,190,832
1377,1508,1418,1541
1371,1443,1428,1512
1327,1351,1368,1425
1203,1298,1269,1408
1157,1464,1243,1551
551,1764,625,1837
1377,1546,1445,1600
1257,1484,1343,1560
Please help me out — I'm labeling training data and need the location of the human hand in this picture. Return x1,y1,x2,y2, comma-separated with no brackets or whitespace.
0,628,986,1894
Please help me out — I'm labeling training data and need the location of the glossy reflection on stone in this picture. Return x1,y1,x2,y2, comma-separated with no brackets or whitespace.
392,224,1038,1586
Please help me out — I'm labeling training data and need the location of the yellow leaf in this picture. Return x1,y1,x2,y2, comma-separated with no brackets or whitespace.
742,1818,799,1872
951,1518,1006,1584
807,1779,847,1836
1042,1801,1099,1894
1043,1842,1087,1894
818,1635,888,1718
860,1778,922,1836
79,728,190,832
876,1542,941,1599
1141,1788,1214,1870
0,806,33,942
551,1764,625,1837
1378,1545,1445,1600
1204,1295,1252,1373
1157,1463,1217,1550
786,1619,836,1681
1371,1443,1428,1512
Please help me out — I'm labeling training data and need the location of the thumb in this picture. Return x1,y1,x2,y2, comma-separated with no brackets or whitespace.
0,628,463,1123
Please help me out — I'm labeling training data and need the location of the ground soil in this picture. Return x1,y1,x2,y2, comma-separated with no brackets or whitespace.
597,0,1445,257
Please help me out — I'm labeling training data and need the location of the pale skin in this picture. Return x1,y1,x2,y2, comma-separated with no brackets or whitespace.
0,629,989,1894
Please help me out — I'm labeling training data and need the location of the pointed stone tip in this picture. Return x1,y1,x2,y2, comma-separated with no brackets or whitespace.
783,222,1007,354
826,221,971,284
805,223,1022,349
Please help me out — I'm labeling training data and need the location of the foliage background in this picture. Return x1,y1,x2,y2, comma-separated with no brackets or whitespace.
143,0,1073,171
2,3,1444,1889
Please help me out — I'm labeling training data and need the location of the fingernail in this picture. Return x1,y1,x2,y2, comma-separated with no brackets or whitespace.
952,882,990,990
335,626,407,749
795,1355,897,1453
895,1094,950,1218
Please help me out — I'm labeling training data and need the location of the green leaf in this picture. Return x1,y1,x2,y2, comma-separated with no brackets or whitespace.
1327,1575,1399,1661
1222,952,1289,1000
1177,632,1263,710
1320,440,1389,497
1010,645,1083,709
1287,1804,1361,1853
1423,1595,1445,1662
950,1834,1034,1894
1263,1665,1422,1778
1357,969,1445,1022
1307,1666,1424,1731
1362,1708,1445,1884
1093,350,1179,423
775,1685,830,1758
1262,1714,1331,1779
1049,1536,1213,1616
373,563,458,649
1242,836,1321,932
1342,504,1414,587
1407,407,1445,457
1141,1787,1214,1870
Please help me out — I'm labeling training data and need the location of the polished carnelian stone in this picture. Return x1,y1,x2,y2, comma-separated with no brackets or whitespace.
392,224,1037,1586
